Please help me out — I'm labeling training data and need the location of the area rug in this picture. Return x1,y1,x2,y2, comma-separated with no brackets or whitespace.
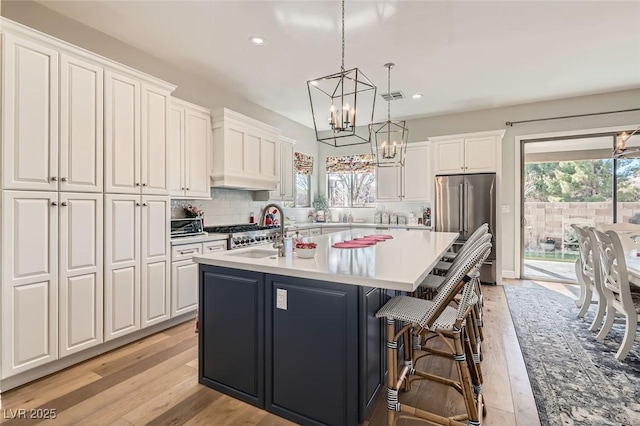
503,282,640,425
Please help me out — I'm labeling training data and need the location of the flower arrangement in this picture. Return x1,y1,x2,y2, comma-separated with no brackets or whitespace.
183,204,202,218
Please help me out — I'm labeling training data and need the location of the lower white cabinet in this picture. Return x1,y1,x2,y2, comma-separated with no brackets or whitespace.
59,193,104,357
1,191,104,377
171,240,226,317
104,194,170,341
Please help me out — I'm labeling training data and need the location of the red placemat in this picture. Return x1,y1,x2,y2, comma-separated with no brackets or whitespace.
332,241,374,248
352,237,378,244
363,234,394,240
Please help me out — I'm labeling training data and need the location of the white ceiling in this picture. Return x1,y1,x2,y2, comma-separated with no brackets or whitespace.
36,0,640,128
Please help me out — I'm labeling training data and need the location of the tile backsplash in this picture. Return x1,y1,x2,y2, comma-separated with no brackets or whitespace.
172,188,431,226
172,188,265,225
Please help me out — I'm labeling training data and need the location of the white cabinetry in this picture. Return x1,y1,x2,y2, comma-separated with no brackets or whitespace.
59,193,103,357
376,143,431,202
430,131,504,175
270,136,296,201
171,240,226,317
105,71,171,195
211,108,281,190
1,192,59,378
1,34,59,191
105,195,170,340
169,98,211,199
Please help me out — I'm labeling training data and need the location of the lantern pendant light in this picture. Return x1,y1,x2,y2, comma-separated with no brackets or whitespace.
307,0,377,148
371,63,408,167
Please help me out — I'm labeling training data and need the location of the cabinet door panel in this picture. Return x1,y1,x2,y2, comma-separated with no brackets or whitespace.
105,71,141,194
104,194,140,340
226,126,244,170
142,260,169,326
434,139,465,175
403,144,430,202
108,267,139,336
60,54,103,193
141,85,169,195
59,193,103,356
2,192,57,284
169,106,185,196
172,260,198,316
2,34,58,190
279,141,294,201
465,136,497,173
376,166,401,201
2,281,58,377
141,196,170,327
185,109,211,198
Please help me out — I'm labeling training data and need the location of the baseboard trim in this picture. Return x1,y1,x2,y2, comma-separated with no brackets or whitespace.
502,270,517,279
0,313,195,393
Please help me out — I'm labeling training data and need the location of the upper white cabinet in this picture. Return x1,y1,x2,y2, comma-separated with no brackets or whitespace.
1,34,59,191
104,71,172,195
430,130,504,175
169,98,211,199
211,108,280,190
376,143,431,202
270,136,296,201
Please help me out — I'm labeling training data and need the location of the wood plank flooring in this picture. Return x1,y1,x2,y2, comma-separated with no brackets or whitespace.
0,283,540,426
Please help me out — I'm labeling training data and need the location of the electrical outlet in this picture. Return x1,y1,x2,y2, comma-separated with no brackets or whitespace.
276,288,287,310
501,205,510,213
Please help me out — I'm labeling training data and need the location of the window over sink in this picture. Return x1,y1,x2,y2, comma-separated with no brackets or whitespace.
327,154,376,207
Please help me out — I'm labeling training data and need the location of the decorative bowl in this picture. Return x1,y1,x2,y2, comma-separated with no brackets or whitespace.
296,247,317,259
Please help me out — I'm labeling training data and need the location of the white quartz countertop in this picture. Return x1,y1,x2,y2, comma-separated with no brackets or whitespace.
170,233,229,246
287,223,432,230
194,229,458,292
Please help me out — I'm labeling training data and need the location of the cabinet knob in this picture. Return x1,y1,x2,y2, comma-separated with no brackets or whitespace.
135,183,141,187
136,202,141,206
51,201,58,206
142,203,148,206
61,177,68,182
181,187,185,190
50,176,57,182
61,202,68,207
186,187,190,191
142,183,147,187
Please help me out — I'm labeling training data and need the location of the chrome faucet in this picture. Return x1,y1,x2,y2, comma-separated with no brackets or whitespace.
259,203,286,256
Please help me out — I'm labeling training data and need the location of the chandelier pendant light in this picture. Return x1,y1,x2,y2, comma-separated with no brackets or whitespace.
371,63,408,167
307,0,376,148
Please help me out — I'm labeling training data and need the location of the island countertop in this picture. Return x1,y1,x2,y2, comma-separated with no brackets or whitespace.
194,229,458,292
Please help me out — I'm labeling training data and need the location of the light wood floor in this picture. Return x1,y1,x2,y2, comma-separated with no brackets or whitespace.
0,283,540,426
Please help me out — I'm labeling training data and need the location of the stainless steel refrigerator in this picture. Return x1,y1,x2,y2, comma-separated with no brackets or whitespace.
434,173,496,284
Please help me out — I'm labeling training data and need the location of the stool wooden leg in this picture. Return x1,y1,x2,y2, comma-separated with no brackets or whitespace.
453,326,480,425
386,319,398,426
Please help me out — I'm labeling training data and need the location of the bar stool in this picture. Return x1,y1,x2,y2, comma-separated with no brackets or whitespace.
376,242,492,426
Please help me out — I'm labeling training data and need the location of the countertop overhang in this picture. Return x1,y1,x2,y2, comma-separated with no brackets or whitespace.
194,229,458,292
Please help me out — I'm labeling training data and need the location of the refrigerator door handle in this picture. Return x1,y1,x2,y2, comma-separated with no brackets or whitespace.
465,182,470,234
459,183,464,232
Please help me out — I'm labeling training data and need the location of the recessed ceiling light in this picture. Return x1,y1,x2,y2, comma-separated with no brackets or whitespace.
249,36,265,46
309,80,319,86
412,94,423,99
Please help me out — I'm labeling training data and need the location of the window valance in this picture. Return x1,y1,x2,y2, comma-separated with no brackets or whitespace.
294,152,314,176
326,154,375,174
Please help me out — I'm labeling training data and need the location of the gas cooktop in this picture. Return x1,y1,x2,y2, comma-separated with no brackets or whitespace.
204,224,281,249
204,224,280,234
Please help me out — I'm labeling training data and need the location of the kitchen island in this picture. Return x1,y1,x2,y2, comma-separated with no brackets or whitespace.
194,229,458,426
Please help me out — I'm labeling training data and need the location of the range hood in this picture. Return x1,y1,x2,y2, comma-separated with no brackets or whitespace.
210,108,280,191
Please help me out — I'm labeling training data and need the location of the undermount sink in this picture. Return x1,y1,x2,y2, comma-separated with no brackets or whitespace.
227,249,278,259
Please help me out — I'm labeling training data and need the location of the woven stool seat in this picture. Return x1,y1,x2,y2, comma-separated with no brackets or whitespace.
434,260,451,271
375,295,461,331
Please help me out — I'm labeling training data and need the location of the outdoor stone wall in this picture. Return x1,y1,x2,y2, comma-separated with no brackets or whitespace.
523,202,640,250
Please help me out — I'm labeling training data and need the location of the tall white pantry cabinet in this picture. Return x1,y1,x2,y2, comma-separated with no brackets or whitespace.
0,19,176,385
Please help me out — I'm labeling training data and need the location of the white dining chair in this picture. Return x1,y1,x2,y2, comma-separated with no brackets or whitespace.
591,229,640,361
572,225,606,332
